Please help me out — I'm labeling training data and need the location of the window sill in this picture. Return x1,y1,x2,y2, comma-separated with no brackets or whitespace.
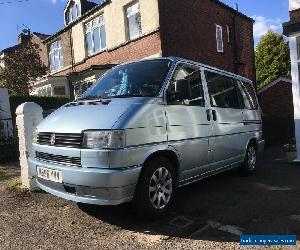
128,34,143,42
50,67,64,73
86,48,107,59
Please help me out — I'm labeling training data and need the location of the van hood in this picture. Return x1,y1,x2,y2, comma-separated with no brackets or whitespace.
37,98,154,133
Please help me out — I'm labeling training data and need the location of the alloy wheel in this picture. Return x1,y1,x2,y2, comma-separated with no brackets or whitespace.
148,167,173,209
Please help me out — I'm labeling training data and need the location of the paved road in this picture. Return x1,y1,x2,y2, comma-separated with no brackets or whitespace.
0,147,299,249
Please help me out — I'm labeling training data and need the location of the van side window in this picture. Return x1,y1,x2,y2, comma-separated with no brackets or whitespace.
205,71,240,109
167,64,205,106
237,80,258,110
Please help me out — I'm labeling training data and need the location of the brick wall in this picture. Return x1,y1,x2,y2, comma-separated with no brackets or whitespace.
52,31,162,76
259,80,294,145
31,35,49,68
158,0,255,81
258,80,294,118
46,30,73,73
290,9,300,21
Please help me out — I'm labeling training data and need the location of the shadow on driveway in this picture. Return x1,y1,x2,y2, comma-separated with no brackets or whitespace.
78,146,300,242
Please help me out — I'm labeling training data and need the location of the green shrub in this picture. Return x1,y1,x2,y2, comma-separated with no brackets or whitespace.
283,138,296,152
9,96,70,117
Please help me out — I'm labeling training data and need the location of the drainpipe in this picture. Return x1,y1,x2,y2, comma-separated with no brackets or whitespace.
68,28,76,100
232,10,239,75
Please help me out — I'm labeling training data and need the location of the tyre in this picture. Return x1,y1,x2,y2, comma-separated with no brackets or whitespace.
240,142,257,175
133,156,176,219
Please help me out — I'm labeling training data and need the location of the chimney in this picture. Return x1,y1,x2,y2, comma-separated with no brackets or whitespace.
289,0,300,21
17,33,30,45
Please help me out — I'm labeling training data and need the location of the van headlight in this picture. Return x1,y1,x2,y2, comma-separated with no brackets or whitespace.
83,130,125,149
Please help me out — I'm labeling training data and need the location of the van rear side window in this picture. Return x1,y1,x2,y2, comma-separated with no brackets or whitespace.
237,80,258,110
205,71,240,109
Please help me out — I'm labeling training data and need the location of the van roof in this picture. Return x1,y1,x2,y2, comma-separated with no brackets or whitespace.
139,56,252,84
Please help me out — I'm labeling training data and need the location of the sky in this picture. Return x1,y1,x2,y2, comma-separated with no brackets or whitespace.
0,0,290,51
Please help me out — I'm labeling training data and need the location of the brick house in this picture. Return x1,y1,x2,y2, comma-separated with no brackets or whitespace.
32,0,255,98
0,31,49,69
258,78,294,144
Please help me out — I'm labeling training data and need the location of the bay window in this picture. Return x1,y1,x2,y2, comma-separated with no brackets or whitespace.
85,15,106,56
126,2,142,40
49,40,63,72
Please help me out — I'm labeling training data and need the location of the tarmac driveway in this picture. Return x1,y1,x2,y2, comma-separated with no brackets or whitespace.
0,147,300,249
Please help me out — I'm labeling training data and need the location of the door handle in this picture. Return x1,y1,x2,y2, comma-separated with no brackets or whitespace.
212,110,217,121
206,109,211,121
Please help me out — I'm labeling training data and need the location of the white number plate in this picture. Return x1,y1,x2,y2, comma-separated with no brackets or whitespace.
37,167,63,183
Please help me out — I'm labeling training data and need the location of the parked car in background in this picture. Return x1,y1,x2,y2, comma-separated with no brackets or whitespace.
29,57,264,218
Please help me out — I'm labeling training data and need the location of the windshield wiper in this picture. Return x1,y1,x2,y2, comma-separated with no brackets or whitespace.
109,94,148,98
77,96,103,101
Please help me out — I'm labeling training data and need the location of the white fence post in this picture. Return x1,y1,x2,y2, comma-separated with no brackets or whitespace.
16,102,43,190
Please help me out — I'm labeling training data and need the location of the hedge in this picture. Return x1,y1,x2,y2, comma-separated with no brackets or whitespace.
0,131,19,164
0,96,70,164
10,96,70,116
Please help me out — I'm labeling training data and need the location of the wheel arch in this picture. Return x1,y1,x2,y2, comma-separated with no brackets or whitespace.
246,137,258,153
139,146,181,181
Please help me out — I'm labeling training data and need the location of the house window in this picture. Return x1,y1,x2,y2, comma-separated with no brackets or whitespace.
85,15,106,56
49,40,63,72
74,81,94,98
216,24,224,53
53,86,66,96
68,3,80,24
126,2,142,40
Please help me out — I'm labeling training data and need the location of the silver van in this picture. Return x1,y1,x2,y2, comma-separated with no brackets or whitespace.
29,57,264,217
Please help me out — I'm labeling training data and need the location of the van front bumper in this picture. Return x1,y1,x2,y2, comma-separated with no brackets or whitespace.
28,157,141,205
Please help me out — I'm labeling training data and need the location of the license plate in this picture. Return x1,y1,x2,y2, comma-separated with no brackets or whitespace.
37,166,63,183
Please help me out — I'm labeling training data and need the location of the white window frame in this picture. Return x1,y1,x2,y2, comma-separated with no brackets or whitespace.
126,2,142,40
68,3,81,24
216,24,224,53
49,40,63,72
53,85,66,96
85,15,106,56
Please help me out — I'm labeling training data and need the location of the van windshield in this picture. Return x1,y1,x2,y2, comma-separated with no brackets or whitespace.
83,59,172,99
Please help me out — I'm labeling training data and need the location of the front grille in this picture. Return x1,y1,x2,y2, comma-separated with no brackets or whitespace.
35,151,81,167
37,132,83,148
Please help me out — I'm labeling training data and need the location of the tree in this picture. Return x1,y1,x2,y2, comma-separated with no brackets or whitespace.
0,43,47,95
255,30,291,89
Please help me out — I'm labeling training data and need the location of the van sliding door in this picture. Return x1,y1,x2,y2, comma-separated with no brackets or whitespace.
203,70,245,170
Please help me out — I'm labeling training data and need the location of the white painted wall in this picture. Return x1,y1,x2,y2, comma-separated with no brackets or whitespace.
290,0,300,11
0,88,13,138
288,34,300,161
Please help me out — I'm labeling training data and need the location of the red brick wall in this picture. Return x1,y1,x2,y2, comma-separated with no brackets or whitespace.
158,0,255,81
46,30,73,73
258,80,294,118
31,35,49,68
52,32,162,76
290,9,300,22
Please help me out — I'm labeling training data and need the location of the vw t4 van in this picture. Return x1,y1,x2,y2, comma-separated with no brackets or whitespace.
29,57,264,217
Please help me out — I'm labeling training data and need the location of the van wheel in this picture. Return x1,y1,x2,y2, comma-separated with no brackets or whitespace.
240,143,257,175
133,156,176,219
